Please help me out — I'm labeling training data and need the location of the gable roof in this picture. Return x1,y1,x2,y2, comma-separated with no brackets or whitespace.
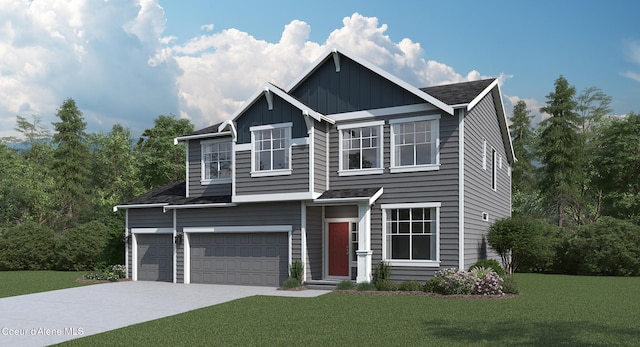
113,182,233,211
420,79,495,107
286,45,454,115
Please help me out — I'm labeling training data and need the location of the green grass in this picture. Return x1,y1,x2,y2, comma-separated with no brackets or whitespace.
0,271,90,298
58,274,640,346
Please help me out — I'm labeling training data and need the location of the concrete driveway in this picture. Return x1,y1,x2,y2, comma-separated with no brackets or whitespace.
0,281,329,347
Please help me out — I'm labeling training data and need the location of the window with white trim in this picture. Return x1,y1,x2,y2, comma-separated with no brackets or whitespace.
482,139,487,170
201,141,232,183
250,123,291,176
383,203,440,264
491,148,497,190
390,115,439,172
338,121,383,175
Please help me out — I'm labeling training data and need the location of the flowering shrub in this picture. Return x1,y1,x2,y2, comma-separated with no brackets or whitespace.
83,264,126,281
425,267,504,295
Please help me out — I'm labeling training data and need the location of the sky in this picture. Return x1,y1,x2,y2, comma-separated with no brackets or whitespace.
1,0,639,139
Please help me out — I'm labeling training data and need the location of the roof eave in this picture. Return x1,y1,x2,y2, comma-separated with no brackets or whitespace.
113,203,169,212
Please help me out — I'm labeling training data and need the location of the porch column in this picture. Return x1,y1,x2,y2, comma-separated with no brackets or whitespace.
356,203,373,283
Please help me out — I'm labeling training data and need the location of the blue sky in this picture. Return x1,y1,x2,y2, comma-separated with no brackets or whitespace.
0,0,638,138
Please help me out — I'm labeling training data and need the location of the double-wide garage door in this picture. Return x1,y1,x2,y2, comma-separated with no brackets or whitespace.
190,233,288,287
136,234,173,282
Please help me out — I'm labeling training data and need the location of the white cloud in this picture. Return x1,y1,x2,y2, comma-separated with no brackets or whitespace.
0,7,514,138
505,95,547,125
622,71,640,82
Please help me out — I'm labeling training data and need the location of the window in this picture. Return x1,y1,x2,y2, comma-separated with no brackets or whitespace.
250,123,291,176
482,140,487,170
491,148,497,190
338,121,383,175
382,203,440,265
201,141,231,183
351,222,358,262
390,115,440,172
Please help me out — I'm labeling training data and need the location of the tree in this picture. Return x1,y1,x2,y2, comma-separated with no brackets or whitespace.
90,124,143,208
135,114,194,189
51,98,91,227
576,86,612,133
510,100,536,191
593,112,640,220
537,76,583,227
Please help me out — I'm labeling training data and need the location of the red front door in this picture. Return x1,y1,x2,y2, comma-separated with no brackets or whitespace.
328,222,350,277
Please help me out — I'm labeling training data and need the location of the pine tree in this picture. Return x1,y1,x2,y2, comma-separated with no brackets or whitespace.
537,76,583,227
51,98,91,227
510,100,535,192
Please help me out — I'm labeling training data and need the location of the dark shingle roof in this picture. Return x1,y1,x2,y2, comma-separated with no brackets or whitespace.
183,122,225,137
420,79,495,106
122,182,231,206
316,187,382,200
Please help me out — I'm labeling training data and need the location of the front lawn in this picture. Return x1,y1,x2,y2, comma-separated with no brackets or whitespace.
0,271,90,298
58,274,640,346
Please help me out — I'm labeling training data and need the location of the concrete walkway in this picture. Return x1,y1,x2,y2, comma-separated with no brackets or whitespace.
0,281,329,347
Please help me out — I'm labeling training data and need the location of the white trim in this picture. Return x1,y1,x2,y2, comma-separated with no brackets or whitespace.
163,203,237,211
482,139,487,170
323,218,359,280
173,131,231,144
250,123,292,175
185,140,190,198
172,209,177,284
338,121,384,174
482,212,489,222
389,115,441,171
458,109,466,270
183,225,292,233
468,79,499,111
308,124,315,195
131,227,174,234
336,120,385,130
290,137,309,146
232,141,237,197
331,104,438,122
380,203,441,266
113,203,168,212
301,201,307,282
130,227,173,282
125,210,129,279
249,122,293,132
200,178,232,185
235,143,251,151
232,192,320,203
200,138,233,184
183,230,190,284
491,147,497,191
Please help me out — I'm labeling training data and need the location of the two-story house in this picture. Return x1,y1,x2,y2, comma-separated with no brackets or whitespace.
115,46,514,287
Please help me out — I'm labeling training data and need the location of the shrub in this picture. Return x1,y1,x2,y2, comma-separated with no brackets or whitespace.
282,277,302,289
83,265,126,282
469,259,506,278
375,279,398,291
0,221,55,270
559,217,640,276
336,280,356,290
501,276,520,294
428,268,475,295
488,216,560,274
356,282,376,291
289,261,304,282
424,277,441,293
55,221,110,271
470,267,504,295
398,280,423,292
373,261,391,284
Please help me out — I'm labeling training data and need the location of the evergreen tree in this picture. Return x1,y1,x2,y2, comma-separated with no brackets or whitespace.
510,100,535,192
51,98,91,227
537,76,583,227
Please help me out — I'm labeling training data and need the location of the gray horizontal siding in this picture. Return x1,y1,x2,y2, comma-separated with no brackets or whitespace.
128,208,173,228
290,54,425,114
235,144,310,196
325,110,460,280
464,94,511,268
313,125,328,194
305,206,323,280
187,140,232,198
235,93,309,144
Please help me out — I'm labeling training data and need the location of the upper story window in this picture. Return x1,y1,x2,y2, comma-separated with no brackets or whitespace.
382,202,440,267
201,140,232,184
250,122,292,177
338,121,384,176
390,115,440,173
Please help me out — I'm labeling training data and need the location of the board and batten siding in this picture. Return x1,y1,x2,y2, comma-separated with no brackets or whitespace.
235,144,311,196
176,202,303,263
327,109,461,280
187,139,232,198
290,54,425,114
463,93,511,267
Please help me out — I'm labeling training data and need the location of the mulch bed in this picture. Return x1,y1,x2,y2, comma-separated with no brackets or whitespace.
334,290,517,299
75,278,132,284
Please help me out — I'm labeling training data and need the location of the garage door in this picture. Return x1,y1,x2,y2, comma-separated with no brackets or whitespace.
190,233,288,287
137,234,173,282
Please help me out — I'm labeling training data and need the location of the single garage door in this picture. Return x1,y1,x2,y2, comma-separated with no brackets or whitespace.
190,233,288,286
137,234,173,282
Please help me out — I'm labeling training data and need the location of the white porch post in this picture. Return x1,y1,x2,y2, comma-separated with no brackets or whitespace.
356,203,373,283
